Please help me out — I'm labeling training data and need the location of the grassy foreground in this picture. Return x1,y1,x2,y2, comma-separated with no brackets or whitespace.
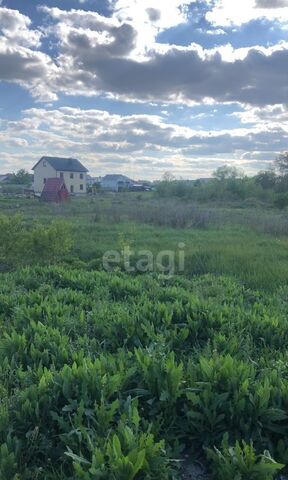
1,266,288,479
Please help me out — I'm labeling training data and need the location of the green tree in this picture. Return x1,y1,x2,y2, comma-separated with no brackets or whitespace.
254,170,277,190
275,152,288,176
12,169,32,185
213,165,244,181
162,172,176,182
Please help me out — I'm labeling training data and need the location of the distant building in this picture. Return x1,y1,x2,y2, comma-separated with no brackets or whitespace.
40,178,70,203
33,156,88,195
0,173,13,183
128,184,150,192
86,175,102,187
101,174,134,192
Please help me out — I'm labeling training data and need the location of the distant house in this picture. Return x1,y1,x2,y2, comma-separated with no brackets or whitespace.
101,174,134,192
41,178,70,203
86,175,102,187
33,156,88,195
0,173,13,183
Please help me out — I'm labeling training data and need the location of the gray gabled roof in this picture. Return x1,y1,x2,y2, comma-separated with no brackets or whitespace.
33,156,88,173
102,174,132,182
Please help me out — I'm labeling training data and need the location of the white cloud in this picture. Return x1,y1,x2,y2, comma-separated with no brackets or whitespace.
0,37,59,101
0,7,42,47
205,0,288,27
31,6,288,105
111,0,192,55
0,131,28,148
234,104,288,128
1,106,286,177
1,5,288,106
1,3,287,177
0,7,59,101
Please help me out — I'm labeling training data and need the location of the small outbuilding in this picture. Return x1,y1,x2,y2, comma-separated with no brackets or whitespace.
41,178,70,203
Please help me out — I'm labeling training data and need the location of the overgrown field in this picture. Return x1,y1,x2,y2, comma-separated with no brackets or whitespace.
1,194,288,290
1,194,288,478
1,266,288,479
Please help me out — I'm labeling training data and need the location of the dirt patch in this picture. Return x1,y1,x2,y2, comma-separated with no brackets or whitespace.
179,457,211,480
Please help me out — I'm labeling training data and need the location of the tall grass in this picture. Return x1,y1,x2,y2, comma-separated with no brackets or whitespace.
1,194,288,290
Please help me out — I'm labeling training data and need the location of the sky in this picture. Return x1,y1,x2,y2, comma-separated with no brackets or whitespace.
0,0,288,179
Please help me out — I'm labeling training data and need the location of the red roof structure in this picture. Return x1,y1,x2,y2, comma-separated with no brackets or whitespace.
41,178,70,203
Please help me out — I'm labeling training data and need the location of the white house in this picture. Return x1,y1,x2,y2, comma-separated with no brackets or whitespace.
33,156,88,195
101,174,134,192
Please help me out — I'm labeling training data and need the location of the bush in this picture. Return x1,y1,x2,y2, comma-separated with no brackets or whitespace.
206,435,284,480
0,215,72,270
274,193,288,209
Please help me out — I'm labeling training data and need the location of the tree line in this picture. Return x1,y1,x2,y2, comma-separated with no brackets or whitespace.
157,152,288,208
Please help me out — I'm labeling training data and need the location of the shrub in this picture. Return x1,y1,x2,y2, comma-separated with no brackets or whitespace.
206,435,284,480
274,193,288,209
0,215,72,270
67,427,169,480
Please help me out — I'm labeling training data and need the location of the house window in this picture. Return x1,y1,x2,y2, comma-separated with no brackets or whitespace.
43,161,46,167
70,173,74,179
43,178,46,184
80,173,84,179
80,184,83,191
60,172,64,179
70,185,74,193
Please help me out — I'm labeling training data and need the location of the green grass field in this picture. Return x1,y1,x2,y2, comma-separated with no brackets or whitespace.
1,193,287,290
1,193,288,479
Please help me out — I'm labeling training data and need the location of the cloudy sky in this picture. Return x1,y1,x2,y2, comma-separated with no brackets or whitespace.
0,0,288,179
